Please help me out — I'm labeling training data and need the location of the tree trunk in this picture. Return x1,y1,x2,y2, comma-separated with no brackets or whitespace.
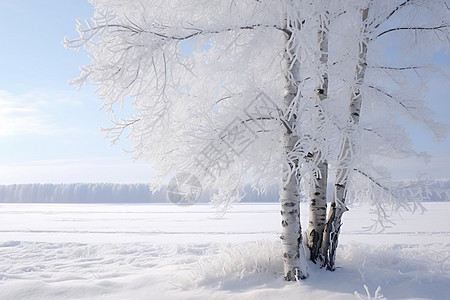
307,161,328,262
307,14,329,263
319,140,350,270
279,9,308,280
280,133,308,281
320,7,369,271
279,68,309,280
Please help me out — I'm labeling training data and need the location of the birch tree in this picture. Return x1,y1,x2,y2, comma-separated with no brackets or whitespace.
65,0,318,280
305,6,330,264
319,0,450,270
320,5,371,271
65,0,449,280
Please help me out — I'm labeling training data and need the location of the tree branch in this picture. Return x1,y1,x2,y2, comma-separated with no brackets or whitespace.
353,168,390,193
367,85,408,109
369,65,421,71
146,23,292,40
67,21,291,49
102,118,141,145
371,0,412,29
242,116,275,124
377,24,450,38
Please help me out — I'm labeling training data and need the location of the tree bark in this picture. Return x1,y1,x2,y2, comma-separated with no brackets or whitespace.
280,133,308,281
307,14,329,263
307,161,328,262
320,7,369,271
319,140,350,270
279,9,308,280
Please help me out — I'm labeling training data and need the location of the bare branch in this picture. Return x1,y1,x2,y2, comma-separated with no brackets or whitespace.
369,66,421,71
367,85,408,109
353,168,390,193
65,21,291,49
371,0,413,29
278,108,293,134
367,84,445,142
242,116,274,124
146,23,292,40
377,24,450,38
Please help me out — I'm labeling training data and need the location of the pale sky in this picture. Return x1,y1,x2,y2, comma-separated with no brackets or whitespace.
0,1,154,184
0,1,449,184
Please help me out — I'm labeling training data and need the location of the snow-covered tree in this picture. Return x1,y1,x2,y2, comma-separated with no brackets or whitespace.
65,0,449,280
317,0,450,270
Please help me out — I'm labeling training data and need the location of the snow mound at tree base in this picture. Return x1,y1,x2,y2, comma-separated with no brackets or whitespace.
1,241,448,300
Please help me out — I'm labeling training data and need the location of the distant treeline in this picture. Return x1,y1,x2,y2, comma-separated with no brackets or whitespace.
0,183,280,203
0,180,448,203
0,183,154,203
421,179,450,202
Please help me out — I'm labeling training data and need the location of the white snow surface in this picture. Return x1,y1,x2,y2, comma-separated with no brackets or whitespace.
0,203,449,300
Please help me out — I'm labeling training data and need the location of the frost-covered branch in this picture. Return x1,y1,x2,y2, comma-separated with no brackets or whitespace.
64,21,290,49
351,168,429,231
102,117,141,146
367,85,409,109
371,0,412,30
369,65,421,71
366,85,447,141
353,168,390,193
377,24,450,38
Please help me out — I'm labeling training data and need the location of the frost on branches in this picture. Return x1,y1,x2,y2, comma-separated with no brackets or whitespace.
65,0,449,280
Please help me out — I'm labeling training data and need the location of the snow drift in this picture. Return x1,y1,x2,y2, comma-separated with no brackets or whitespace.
0,203,449,299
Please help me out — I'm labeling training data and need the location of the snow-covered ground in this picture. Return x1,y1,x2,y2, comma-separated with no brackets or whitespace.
0,203,449,299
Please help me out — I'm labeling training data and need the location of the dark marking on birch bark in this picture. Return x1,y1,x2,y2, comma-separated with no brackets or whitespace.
309,229,322,263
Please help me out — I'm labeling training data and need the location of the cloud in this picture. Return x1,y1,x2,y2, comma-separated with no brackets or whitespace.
389,152,450,180
0,89,86,137
0,90,58,137
0,158,154,184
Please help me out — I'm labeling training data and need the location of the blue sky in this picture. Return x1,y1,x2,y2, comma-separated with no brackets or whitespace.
0,1,153,183
0,1,449,184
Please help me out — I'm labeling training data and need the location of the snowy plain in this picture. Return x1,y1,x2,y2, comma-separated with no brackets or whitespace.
0,202,449,300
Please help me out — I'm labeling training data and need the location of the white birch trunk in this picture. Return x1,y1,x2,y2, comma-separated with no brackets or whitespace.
320,139,350,270
307,161,328,262
307,16,329,263
279,10,308,280
280,132,308,281
321,7,369,271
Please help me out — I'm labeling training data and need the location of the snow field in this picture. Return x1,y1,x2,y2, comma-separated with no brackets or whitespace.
0,203,449,299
